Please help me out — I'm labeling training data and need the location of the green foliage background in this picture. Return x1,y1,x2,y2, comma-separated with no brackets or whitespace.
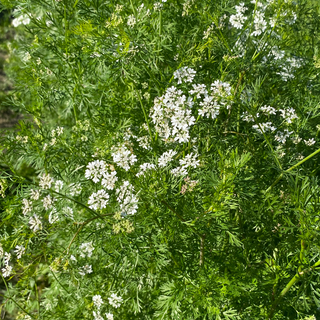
1,0,320,319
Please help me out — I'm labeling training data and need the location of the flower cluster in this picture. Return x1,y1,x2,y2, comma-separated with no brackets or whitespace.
158,150,177,167
79,242,94,258
111,145,137,171
22,198,32,216
29,214,42,232
181,177,198,194
116,181,138,216
229,2,247,29
101,171,118,190
39,173,54,189
1,252,12,277
78,264,93,276
136,163,156,177
43,195,53,210
85,160,107,183
108,293,123,308
12,14,30,27
88,190,110,210
92,294,116,320
151,72,233,143
14,245,25,259
173,67,196,84
150,86,195,143
252,11,267,36
171,152,200,177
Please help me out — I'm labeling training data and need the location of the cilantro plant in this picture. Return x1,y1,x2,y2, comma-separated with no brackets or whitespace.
1,0,320,319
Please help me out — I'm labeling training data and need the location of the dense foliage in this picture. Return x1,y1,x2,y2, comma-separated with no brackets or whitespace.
1,0,320,319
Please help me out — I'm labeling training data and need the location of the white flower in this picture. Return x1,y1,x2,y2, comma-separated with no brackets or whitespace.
93,311,104,320
2,264,12,278
93,295,104,309
251,11,267,36
68,183,82,196
242,112,257,122
12,14,30,27
270,47,285,60
235,2,247,14
14,245,25,259
30,189,40,200
275,129,293,144
127,15,136,27
4,252,11,265
230,12,247,29
29,214,42,232
154,2,163,11
23,52,31,62
112,145,137,171
39,173,54,189
292,136,302,144
279,108,298,123
136,163,156,177
62,206,74,219
198,96,220,119
43,195,53,210
252,122,276,133
85,160,107,183
171,166,188,177
260,105,276,115
179,152,200,168
108,293,123,308
70,255,77,261
88,190,109,210
173,67,196,84
79,242,94,258
210,80,232,97
22,199,32,216
116,181,138,216
137,135,151,150
49,209,59,224
101,171,118,190
150,86,195,143
189,84,208,98
105,313,114,320
55,180,64,192
304,138,316,146
78,264,93,276
56,126,64,136
158,150,177,167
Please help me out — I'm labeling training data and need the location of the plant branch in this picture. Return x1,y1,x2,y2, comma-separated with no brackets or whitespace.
269,260,320,319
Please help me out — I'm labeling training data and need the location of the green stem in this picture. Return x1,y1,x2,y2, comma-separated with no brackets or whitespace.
269,260,320,319
0,275,35,319
66,213,113,254
266,147,320,192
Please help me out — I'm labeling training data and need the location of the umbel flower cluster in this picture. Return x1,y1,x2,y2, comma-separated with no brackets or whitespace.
1,0,320,319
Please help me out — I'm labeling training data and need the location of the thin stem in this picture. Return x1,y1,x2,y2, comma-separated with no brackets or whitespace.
0,275,35,319
269,259,320,319
66,213,113,254
266,147,320,192
50,269,74,299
